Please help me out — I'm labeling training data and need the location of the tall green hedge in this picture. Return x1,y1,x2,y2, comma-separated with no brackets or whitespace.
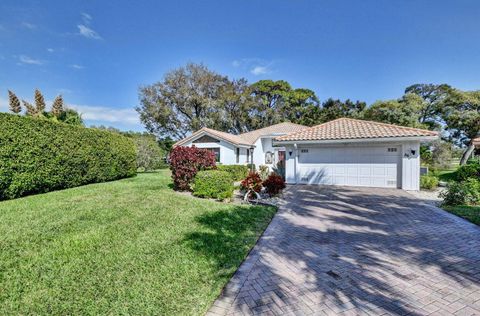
0,113,137,200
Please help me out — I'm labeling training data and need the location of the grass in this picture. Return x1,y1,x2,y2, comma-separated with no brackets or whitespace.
436,169,458,182
0,170,276,315
444,205,480,225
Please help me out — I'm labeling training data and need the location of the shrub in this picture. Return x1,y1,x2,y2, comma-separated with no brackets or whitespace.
456,161,480,181
192,170,234,200
420,175,439,190
441,178,480,206
0,113,136,200
217,165,249,181
258,165,270,181
169,146,216,191
240,171,263,199
263,173,286,196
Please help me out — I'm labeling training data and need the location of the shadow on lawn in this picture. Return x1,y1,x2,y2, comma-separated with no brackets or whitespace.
185,185,480,315
183,204,276,278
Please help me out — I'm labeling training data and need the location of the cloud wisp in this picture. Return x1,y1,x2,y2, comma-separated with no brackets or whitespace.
18,55,44,65
21,22,37,29
70,64,84,70
77,13,102,40
232,58,275,76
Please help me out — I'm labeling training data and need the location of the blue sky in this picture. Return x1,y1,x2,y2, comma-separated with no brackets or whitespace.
1,0,479,131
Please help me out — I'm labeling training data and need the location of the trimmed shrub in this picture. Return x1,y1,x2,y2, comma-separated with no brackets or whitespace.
217,165,249,182
263,173,286,196
456,161,480,182
0,113,136,200
169,146,216,191
240,171,263,199
441,178,480,206
193,170,234,200
420,175,439,190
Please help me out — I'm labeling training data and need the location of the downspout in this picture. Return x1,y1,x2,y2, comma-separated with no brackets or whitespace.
294,143,298,184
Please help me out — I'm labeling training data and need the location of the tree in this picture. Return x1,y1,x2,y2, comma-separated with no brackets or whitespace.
134,135,165,172
405,83,452,129
34,89,46,114
319,98,366,123
51,95,64,116
8,90,21,114
362,93,425,128
137,63,232,139
442,89,480,164
22,100,38,116
58,108,83,126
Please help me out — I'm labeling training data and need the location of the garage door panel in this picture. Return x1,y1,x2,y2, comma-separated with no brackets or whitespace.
298,146,400,188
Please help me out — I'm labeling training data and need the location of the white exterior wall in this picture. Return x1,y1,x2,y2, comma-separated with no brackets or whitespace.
181,139,251,165
284,141,422,190
401,141,421,190
285,145,297,184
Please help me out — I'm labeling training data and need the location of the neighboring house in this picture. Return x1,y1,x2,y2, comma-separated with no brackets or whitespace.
474,137,480,157
174,118,438,190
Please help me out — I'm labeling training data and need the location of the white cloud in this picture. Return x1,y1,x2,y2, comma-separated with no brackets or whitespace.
232,58,275,76
70,104,140,125
81,13,92,24
70,64,84,70
251,66,269,75
22,22,37,29
77,24,102,39
18,55,44,65
47,48,54,53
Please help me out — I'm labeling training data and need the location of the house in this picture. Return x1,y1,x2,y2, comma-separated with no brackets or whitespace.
174,118,438,190
474,137,480,157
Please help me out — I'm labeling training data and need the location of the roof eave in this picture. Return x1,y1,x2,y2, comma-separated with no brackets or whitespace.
173,130,253,148
273,135,439,146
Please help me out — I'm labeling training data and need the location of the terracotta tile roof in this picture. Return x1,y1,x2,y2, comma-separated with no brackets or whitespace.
275,118,439,142
174,127,251,147
174,122,308,147
239,122,308,144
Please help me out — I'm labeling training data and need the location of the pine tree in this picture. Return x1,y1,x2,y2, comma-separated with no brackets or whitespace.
8,90,22,114
23,100,38,116
51,95,64,116
34,89,46,113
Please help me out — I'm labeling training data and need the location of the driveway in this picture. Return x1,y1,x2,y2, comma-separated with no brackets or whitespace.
208,185,480,315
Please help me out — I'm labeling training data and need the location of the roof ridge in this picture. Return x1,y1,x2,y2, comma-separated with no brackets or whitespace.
239,121,307,136
337,117,439,133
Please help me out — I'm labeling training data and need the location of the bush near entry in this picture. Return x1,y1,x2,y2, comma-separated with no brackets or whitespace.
0,113,136,200
193,170,234,200
263,173,286,196
420,175,439,190
169,146,216,190
216,165,249,182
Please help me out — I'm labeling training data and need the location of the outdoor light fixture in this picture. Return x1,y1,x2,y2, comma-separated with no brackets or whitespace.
289,151,293,157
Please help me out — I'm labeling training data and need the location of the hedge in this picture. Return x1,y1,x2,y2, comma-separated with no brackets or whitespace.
192,170,234,200
0,113,137,200
217,165,249,181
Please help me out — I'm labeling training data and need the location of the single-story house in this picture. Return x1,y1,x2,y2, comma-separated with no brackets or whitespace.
474,137,480,156
174,118,439,190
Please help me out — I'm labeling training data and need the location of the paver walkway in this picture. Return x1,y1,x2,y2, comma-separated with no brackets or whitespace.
207,185,480,315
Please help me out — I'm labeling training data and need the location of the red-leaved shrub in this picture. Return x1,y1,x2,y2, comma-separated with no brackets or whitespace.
263,173,286,196
169,146,216,190
240,171,263,198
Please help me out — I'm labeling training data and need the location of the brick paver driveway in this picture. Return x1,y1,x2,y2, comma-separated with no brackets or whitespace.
208,185,480,316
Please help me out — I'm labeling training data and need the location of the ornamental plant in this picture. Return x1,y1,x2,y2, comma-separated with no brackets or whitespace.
193,170,234,200
263,173,286,196
169,146,216,191
240,171,263,199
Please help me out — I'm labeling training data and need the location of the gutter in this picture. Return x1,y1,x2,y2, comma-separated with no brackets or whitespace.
273,135,439,146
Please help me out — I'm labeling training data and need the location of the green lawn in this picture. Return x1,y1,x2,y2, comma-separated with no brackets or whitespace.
436,169,458,182
0,170,276,315
444,205,480,225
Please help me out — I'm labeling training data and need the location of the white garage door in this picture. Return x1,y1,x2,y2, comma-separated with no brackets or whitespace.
297,145,401,188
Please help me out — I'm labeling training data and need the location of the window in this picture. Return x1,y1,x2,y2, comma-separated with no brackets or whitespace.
265,151,274,164
205,148,220,162
301,149,309,153
388,148,398,152
236,148,240,163
246,149,250,163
